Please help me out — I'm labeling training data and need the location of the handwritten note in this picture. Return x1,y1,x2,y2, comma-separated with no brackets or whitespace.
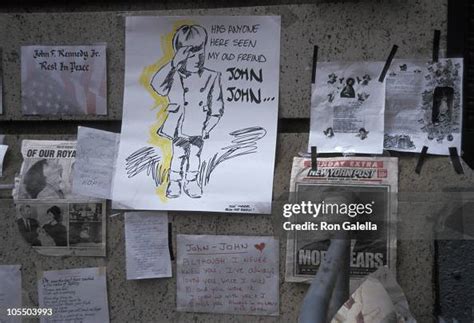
21,45,107,115
0,265,21,322
125,212,172,280
177,234,279,316
72,127,120,199
38,267,109,323
0,145,7,177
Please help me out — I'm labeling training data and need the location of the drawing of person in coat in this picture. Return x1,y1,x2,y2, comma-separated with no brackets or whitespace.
151,25,224,199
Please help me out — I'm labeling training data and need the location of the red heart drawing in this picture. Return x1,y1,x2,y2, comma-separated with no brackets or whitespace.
254,243,266,252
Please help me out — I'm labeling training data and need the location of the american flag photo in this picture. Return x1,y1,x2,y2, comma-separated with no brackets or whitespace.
21,45,107,116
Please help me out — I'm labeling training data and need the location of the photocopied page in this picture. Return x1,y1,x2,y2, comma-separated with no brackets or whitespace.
112,16,281,213
384,58,463,155
308,61,385,154
0,265,22,323
21,45,107,115
72,127,120,200
176,234,279,316
125,212,172,280
38,267,110,323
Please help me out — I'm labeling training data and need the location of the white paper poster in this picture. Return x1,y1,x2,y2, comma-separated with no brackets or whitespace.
177,234,279,316
72,127,120,199
112,16,281,213
384,58,463,155
21,45,107,115
125,212,172,280
0,265,22,322
0,144,7,177
38,267,109,323
309,61,385,154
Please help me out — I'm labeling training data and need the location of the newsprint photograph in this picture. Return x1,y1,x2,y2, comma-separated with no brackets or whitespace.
13,140,106,256
285,157,398,289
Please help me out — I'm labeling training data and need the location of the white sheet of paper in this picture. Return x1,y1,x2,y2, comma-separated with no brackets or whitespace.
0,265,22,322
309,61,385,154
332,277,395,323
0,145,7,177
384,58,463,155
125,212,172,280
72,127,120,199
21,45,107,116
177,234,279,316
331,267,416,323
38,267,109,323
112,16,281,214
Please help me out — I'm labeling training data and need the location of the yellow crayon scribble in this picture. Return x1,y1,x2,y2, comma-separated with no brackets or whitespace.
139,19,194,202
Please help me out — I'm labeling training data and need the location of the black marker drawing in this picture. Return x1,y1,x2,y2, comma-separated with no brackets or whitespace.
198,127,267,187
146,24,225,199
118,18,279,206
125,127,267,195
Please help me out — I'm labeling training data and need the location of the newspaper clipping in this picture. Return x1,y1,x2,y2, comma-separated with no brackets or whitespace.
13,140,106,257
285,157,398,287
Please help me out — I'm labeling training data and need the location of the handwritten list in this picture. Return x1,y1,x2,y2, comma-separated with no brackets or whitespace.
177,234,279,316
125,212,172,280
38,267,109,323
